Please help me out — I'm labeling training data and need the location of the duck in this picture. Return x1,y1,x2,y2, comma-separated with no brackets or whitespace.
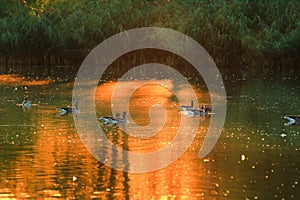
22,97,32,109
188,106,212,117
284,115,300,126
180,100,194,111
58,100,80,116
99,112,128,126
99,116,118,125
99,112,119,125
115,112,128,124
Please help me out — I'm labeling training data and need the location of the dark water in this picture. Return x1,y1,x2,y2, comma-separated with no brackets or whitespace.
0,74,299,199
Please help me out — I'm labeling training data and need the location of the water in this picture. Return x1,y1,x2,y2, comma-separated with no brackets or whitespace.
0,74,299,199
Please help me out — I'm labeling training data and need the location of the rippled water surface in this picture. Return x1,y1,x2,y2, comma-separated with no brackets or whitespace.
0,74,299,199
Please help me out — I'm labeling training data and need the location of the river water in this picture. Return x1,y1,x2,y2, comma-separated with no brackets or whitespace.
0,73,299,199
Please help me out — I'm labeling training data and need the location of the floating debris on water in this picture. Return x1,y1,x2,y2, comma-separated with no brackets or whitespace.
280,133,287,138
241,154,246,161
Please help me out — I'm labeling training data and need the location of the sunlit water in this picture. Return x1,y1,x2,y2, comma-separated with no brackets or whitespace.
0,74,299,199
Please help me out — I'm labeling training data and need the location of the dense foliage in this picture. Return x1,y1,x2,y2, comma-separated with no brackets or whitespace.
0,0,299,69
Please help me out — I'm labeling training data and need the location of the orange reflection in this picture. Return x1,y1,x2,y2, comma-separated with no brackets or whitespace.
0,107,120,199
95,80,211,152
94,80,214,198
127,123,213,199
0,74,52,86
1,79,216,199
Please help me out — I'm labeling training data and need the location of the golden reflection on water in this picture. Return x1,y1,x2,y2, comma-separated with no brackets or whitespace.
94,80,213,198
95,81,210,152
0,74,52,86
2,77,299,199
1,79,215,199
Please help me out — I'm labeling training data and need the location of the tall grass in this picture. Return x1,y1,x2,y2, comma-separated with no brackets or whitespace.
0,0,299,73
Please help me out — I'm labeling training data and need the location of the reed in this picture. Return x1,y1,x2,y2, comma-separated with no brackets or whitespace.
0,0,299,75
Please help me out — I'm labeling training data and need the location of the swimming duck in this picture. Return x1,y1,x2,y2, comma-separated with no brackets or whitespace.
180,100,194,111
188,107,212,117
99,112,128,126
116,112,128,124
58,100,80,116
284,115,300,126
22,97,31,109
99,116,118,125
99,113,119,125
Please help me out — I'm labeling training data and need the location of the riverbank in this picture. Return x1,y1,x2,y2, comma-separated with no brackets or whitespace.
1,1,299,69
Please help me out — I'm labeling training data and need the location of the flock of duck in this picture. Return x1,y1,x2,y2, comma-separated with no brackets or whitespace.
20,97,81,115
179,100,213,117
21,97,128,126
20,97,299,126
178,100,300,126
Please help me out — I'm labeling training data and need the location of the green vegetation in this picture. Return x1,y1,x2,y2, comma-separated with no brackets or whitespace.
0,0,299,72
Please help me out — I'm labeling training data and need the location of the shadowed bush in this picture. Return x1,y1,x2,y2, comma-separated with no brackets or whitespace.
0,0,299,74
